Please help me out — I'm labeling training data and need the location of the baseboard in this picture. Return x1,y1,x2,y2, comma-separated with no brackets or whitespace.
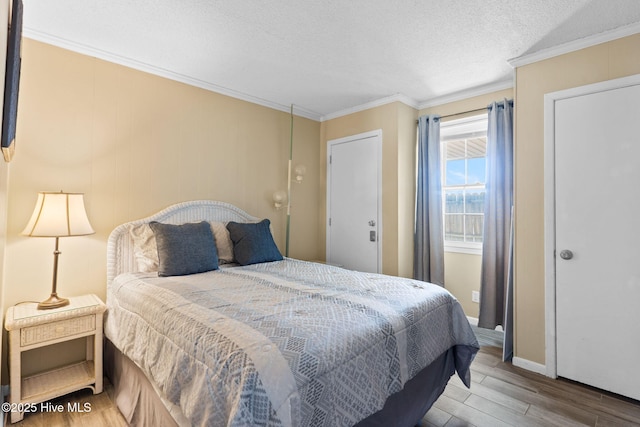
467,316,504,332
467,316,547,376
512,357,547,375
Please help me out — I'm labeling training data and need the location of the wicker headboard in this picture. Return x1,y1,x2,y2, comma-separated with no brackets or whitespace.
106,200,259,285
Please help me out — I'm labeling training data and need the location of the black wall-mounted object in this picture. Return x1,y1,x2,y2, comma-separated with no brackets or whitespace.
1,0,23,162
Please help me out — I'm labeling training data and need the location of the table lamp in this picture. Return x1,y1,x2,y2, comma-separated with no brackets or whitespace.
22,191,95,309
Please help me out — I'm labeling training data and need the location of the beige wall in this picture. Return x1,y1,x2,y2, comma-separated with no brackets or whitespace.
0,0,10,370
2,38,321,314
444,252,482,317
419,88,513,318
320,102,418,277
514,33,640,364
396,103,419,278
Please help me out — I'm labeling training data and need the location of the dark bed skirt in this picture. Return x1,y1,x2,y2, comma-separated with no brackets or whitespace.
105,339,457,426
354,347,456,427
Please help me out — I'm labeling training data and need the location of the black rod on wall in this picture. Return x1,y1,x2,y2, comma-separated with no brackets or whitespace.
415,107,487,124
439,107,488,119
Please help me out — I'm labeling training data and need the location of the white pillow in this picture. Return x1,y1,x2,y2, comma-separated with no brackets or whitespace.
210,221,234,264
128,223,159,272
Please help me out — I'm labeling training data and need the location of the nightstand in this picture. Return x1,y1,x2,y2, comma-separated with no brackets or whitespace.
4,294,106,423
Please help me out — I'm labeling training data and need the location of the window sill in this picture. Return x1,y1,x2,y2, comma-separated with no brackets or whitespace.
444,244,482,256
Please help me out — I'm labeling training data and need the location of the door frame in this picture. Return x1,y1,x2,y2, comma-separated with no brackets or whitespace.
543,73,640,379
326,129,383,272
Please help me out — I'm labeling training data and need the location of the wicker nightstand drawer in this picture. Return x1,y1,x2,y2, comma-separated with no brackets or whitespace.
20,314,96,347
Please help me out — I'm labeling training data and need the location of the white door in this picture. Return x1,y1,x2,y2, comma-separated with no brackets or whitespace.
553,79,640,400
327,130,381,273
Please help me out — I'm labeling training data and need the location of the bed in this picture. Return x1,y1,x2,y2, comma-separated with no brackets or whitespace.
104,200,479,426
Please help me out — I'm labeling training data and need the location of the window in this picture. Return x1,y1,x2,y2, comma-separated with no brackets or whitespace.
441,115,487,254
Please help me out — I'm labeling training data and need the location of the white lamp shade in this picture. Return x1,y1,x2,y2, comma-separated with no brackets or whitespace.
22,192,95,237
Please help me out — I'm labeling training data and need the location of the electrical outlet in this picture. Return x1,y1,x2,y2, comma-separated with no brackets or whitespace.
471,291,480,303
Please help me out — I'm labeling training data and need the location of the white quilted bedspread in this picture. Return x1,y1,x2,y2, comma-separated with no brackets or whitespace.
105,259,478,427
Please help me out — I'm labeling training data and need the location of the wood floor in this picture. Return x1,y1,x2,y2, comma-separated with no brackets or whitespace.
6,378,127,427
423,341,640,426
8,342,640,426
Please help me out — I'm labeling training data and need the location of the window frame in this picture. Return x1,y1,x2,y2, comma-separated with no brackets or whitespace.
440,114,488,255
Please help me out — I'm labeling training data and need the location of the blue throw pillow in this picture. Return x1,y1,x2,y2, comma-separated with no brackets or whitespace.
226,219,283,266
149,221,219,276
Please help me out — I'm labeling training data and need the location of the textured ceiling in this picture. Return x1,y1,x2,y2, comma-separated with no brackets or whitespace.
21,0,640,120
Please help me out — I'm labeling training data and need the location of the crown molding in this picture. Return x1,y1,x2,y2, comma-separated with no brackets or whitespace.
318,79,515,121
23,29,324,122
417,78,514,110
509,21,640,68
320,93,420,122
25,28,520,123
21,21,640,124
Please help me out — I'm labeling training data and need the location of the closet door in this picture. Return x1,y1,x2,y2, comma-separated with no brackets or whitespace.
554,81,640,400
327,130,382,273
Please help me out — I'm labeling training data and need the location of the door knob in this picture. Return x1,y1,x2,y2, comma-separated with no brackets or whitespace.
368,220,376,227
559,249,573,260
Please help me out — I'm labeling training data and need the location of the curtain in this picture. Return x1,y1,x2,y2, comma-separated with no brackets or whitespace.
479,99,514,330
414,114,444,285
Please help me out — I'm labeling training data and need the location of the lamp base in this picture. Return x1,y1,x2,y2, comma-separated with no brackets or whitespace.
37,293,69,310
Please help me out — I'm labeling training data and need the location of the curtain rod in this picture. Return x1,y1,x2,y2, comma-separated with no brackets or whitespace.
416,99,513,124
416,107,486,124
440,107,487,119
